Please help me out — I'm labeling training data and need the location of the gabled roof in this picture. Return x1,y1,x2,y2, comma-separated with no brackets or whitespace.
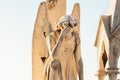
94,15,111,47
102,16,111,38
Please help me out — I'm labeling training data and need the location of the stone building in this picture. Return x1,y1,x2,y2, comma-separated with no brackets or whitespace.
95,0,120,80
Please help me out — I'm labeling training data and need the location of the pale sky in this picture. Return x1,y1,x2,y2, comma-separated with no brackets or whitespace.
0,0,119,80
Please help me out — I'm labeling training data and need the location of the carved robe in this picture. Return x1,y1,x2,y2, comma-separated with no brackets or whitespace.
42,30,82,80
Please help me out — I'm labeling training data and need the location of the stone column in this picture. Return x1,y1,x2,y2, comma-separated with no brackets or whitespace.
108,39,120,80
107,68,120,80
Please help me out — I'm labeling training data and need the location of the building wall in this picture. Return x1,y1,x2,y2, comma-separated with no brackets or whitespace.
96,21,109,70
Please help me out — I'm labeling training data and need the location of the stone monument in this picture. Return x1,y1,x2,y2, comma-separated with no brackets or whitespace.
32,0,83,80
95,0,120,80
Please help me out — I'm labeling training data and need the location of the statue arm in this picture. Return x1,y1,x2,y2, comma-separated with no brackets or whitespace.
46,33,56,57
51,27,71,58
74,36,83,80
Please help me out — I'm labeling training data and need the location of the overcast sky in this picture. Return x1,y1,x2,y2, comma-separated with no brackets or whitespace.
0,0,119,80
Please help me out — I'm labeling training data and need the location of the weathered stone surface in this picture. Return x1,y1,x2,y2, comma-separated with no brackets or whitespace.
32,2,50,80
107,0,120,33
47,0,66,30
71,3,80,35
95,0,120,80
32,0,83,80
95,16,110,80
42,15,83,80
32,0,66,79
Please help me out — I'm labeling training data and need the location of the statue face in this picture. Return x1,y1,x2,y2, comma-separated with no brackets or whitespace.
56,15,78,29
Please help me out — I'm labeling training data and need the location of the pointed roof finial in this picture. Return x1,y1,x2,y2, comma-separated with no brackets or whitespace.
107,0,120,32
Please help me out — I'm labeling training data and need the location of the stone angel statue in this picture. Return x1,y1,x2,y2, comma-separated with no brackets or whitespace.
32,0,83,80
43,15,83,80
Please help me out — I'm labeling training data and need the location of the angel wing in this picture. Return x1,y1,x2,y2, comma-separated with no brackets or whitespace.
32,2,51,80
71,4,84,80
71,3,80,35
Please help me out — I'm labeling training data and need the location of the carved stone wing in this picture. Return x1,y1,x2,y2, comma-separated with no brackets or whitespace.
32,2,51,80
71,4,83,80
71,3,80,35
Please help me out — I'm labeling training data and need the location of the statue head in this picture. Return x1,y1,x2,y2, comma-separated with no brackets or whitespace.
56,15,78,30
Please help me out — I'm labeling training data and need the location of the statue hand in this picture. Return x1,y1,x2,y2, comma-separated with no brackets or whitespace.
59,27,71,40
